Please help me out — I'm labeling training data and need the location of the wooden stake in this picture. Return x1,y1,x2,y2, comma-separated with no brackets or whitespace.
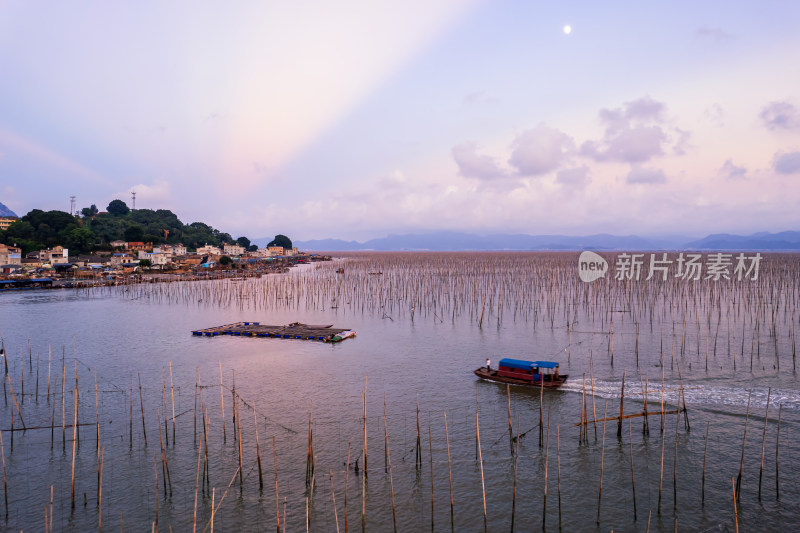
597,401,607,525
138,373,147,447
758,387,771,500
71,388,78,509
736,390,752,498
476,404,487,530
445,412,453,528
776,403,782,499
219,361,226,442
330,471,340,533
702,421,709,505
629,419,637,520
254,408,263,489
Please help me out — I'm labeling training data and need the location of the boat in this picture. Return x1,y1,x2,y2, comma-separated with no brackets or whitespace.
474,358,568,388
325,330,356,343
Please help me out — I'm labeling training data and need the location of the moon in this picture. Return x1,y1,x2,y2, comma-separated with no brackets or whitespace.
563,25,572,35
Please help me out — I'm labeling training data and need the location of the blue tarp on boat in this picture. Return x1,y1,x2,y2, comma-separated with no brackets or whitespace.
499,358,559,370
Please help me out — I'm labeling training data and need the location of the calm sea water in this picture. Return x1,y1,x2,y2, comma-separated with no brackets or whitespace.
0,255,798,531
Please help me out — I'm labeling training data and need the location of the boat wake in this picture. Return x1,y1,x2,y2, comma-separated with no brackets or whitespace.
559,379,800,411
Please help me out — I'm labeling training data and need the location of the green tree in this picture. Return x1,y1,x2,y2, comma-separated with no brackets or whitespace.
107,199,130,216
139,259,152,268
236,236,251,249
81,204,99,218
124,225,144,242
62,227,96,254
268,234,292,249
218,255,233,266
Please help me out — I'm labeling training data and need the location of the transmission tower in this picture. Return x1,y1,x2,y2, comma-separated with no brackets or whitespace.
70,196,76,215
131,191,137,210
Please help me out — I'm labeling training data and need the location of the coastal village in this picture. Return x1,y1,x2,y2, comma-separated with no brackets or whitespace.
0,214,328,288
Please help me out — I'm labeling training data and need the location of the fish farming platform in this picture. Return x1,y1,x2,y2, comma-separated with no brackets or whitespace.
191,322,356,343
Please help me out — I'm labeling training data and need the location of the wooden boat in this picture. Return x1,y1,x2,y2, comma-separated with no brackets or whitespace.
288,322,333,329
324,330,356,343
474,358,568,388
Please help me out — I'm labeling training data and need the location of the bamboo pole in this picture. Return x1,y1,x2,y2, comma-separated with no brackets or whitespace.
557,424,562,528
169,362,175,445
758,387,771,500
71,388,78,509
193,437,202,533
618,370,626,438
543,405,550,530
702,421,709,505
596,401,607,525
476,403,487,530
138,373,147,447
776,403,782,499
219,361,226,442
330,471,340,533
383,397,397,532
99,446,104,532
254,408,263,489
629,419,637,520
445,411,453,528
736,390,752,498
732,477,739,533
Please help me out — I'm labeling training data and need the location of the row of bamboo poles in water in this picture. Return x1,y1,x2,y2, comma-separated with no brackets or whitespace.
0,337,791,531
80,252,799,374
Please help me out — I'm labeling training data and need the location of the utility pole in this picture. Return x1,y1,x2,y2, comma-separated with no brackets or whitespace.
131,191,137,210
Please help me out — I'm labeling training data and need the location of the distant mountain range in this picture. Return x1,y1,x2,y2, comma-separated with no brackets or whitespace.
288,230,800,252
0,202,18,217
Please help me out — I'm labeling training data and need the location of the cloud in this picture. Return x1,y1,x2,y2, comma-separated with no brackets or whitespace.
773,151,800,174
719,159,747,180
581,97,680,163
626,166,666,184
760,101,800,131
452,142,507,180
110,180,172,210
508,125,575,176
556,166,590,187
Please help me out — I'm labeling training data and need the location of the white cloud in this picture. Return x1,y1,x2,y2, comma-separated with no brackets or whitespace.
760,101,800,131
451,142,508,180
508,125,575,176
773,151,800,174
580,97,686,164
109,180,172,210
719,159,747,180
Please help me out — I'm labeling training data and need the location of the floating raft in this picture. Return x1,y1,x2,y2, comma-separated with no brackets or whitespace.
191,322,356,343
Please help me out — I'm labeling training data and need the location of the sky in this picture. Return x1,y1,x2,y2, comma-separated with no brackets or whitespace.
1,1,799,241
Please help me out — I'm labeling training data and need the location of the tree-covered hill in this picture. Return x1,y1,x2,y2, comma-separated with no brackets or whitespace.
0,200,259,256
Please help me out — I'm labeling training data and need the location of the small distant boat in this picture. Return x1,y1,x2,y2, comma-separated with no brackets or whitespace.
325,330,356,343
474,358,568,388
288,322,333,329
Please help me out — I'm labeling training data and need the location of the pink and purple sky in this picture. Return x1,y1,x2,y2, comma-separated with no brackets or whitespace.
1,1,799,240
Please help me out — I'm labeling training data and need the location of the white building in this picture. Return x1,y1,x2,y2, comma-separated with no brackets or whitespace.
223,243,246,256
138,251,169,266
111,253,134,267
35,246,69,264
196,244,222,256
0,244,22,265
